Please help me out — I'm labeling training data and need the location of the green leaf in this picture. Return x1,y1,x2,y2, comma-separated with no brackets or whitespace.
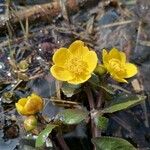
57,109,89,125
108,84,131,94
100,85,115,95
61,82,81,97
35,124,57,148
92,137,136,150
100,84,131,95
103,95,146,113
94,116,108,130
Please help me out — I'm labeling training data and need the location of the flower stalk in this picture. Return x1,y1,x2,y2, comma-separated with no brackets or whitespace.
85,85,99,149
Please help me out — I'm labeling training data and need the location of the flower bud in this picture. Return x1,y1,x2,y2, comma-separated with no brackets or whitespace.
94,64,106,76
24,115,37,131
15,93,43,115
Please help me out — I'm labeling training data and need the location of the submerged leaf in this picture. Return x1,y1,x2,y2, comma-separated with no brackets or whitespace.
92,136,136,150
57,109,89,125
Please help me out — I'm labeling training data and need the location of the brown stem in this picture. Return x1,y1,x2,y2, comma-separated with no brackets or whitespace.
56,133,70,150
85,85,97,150
96,89,103,109
85,86,95,110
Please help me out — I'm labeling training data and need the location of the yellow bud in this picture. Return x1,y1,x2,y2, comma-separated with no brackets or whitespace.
94,64,106,76
15,93,43,116
24,116,37,131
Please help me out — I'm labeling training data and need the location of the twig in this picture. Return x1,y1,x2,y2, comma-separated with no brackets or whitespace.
135,21,142,53
136,75,149,127
139,40,150,47
56,81,61,99
141,100,149,128
29,73,44,80
50,98,81,105
101,20,134,28
59,0,70,22
111,116,132,133
25,17,29,40
10,80,23,91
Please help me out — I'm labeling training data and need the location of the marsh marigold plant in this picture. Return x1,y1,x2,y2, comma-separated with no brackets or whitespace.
15,93,43,115
102,48,138,83
50,40,98,84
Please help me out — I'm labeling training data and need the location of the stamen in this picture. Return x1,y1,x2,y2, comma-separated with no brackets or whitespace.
109,59,126,76
65,57,88,75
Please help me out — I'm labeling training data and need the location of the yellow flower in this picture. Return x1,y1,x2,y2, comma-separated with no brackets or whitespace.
24,115,37,131
102,48,138,83
15,93,43,115
50,40,98,84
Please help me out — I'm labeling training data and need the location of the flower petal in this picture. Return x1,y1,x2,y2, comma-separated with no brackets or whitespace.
50,65,74,81
25,95,43,115
125,63,138,78
69,40,89,56
109,48,121,60
120,51,126,63
83,51,98,73
15,103,27,115
102,49,109,64
29,93,42,101
68,74,91,85
17,98,28,106
111,73,128,83
53,48,71,66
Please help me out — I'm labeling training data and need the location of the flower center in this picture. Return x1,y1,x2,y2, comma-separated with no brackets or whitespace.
109,59,125,76
65,57,88,75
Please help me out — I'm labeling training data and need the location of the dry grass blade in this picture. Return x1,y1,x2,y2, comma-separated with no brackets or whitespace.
135,21,142,53
101,20,134,28
112,116,132,133
139,40,150,47
59,0,69,22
